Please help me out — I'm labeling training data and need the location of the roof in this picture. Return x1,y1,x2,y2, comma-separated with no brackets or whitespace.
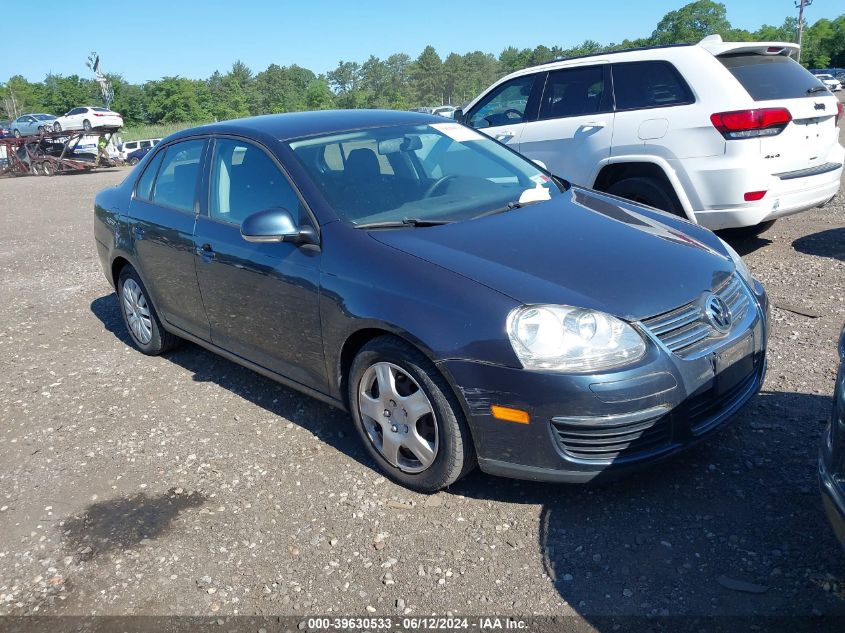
170,109,446,143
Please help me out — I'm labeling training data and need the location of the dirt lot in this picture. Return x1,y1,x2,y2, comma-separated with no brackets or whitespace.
0,117,844,627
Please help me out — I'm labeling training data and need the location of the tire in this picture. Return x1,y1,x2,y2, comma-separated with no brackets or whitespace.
606,177,682,215
128,157,140,166
117,266,180,355
348,336,475,492
719,220,776,239
83,119,92,131
53,122,61,132
13,129,20,138
42,161,55,176
37,126,44,133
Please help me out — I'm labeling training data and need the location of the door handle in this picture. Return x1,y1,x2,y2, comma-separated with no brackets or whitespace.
579,121,607,129
196,243,215,261
494,131,516,141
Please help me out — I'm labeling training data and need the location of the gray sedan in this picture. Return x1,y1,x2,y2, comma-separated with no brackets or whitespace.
12,113,57,137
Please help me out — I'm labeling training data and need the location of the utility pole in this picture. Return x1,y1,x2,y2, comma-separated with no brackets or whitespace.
795,0,813,63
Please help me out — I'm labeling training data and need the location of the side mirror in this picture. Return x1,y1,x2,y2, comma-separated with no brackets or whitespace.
240,208,318,245
453,108,464,123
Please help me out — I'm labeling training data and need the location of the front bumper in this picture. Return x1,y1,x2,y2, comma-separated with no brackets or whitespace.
440,280,769,483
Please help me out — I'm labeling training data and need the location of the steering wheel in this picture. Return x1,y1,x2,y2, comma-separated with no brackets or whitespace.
502,109,523,120
423,175,460,198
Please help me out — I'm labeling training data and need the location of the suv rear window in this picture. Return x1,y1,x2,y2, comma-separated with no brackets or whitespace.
718,54,822,101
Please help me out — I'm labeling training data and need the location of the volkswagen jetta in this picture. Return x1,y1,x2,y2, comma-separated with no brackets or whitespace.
94,110,769,492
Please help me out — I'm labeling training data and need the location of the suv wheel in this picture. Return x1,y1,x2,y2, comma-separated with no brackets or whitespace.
606,177,682,215
117,266,180,355
348,336,475,492
83,119,92,132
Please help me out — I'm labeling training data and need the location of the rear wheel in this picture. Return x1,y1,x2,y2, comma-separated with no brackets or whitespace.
348,336,475,492
53,122,61,132
117,266,180,355
128,156,140,166
606,177,682,216
42,161,55,176
13,129,20,138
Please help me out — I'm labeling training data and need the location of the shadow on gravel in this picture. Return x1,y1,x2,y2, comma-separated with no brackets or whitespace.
452,390,845,622
717,232,772,256
62,488,206,556
89,293,370,469
793,227,845,262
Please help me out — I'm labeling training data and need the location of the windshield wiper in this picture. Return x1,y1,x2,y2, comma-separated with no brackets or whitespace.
355,217,453,229
473,198,541,220
807,85,829,94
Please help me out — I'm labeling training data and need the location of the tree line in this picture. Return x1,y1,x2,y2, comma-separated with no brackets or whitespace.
2,1,844,127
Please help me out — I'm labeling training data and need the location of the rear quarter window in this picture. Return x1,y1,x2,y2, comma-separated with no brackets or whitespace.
612,61,694,110
718,54,823,101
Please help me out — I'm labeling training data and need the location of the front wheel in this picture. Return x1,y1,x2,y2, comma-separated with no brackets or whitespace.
348,336,475,492
83,119,92,131
117,266,180,355
13,129,20,138
53,122,61,132
128,156,140,166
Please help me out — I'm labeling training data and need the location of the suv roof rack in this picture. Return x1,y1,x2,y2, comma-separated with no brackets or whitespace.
536,43,693,67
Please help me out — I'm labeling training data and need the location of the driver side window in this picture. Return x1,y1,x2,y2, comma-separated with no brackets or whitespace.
467,74,537,129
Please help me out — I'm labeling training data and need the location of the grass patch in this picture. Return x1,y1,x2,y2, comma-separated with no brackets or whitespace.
119,121,212,142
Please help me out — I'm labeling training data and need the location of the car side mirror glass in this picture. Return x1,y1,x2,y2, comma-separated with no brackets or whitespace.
240,208,317,245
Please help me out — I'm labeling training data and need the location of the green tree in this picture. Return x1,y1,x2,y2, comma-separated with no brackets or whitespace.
651,0,731,44
144,77,211,123
254,64,315,113
411,45,443,106
305,77,335,110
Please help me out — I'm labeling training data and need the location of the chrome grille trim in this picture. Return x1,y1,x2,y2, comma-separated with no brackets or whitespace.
639,275,754,358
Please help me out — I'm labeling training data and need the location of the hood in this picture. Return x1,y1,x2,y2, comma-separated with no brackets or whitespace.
370,187,734,321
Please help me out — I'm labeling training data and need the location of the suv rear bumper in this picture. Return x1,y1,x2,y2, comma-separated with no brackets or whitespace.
676,142,844,230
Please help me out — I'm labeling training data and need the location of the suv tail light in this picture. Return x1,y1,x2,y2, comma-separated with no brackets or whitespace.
837,101,843,126
710,108,792,139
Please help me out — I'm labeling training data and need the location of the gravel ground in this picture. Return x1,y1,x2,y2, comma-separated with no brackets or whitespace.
0,117,844,625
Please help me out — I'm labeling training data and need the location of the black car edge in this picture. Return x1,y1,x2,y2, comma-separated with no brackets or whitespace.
93,110,769,492
820,323,845,546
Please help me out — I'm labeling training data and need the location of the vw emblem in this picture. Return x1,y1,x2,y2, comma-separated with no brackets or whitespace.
704,294,732,333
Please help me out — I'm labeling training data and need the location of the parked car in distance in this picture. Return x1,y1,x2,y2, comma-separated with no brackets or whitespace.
458,36,844,235
94,110,769,492
431,106,457,118
821,323,845,548
815,73,843,92
118,138,161,165
11,113,58,137
53,107,123,132
125,146,153,165
0,120,11,137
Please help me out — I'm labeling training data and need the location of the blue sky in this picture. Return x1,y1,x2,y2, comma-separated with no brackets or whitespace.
0,0,839,83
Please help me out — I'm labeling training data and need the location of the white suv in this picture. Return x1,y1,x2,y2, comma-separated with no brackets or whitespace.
458,36,844,233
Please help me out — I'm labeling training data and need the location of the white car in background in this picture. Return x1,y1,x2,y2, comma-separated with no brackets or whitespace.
815,74,842,92
52,106,123,133
459,36,844,234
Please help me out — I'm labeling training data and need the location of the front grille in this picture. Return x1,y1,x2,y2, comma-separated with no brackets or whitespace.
551,409,673,462
640,275,752,358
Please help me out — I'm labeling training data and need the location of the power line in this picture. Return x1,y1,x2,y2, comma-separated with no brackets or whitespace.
795,0,813,63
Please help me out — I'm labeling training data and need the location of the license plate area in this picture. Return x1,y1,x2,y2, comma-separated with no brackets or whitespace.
713,333,754,395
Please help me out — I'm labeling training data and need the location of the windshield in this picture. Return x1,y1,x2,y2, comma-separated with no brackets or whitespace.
288,123,562,226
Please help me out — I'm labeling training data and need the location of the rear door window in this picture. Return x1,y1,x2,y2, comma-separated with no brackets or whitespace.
612,61,694,110
718,54,823,101
149,139,206,212
539,65,609,119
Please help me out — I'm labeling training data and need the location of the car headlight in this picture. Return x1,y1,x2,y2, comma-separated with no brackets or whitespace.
718,238,753,285
506,305,646,372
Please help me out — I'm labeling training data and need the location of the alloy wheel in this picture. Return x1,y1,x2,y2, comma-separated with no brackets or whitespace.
122,278,153,345
357,362,438,473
